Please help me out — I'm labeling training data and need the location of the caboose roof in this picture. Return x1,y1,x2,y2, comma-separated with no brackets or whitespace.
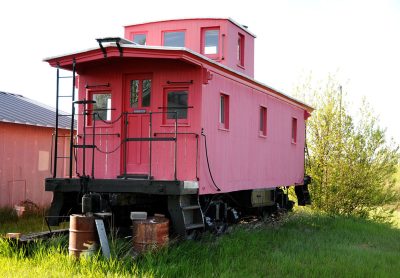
44,42,313,113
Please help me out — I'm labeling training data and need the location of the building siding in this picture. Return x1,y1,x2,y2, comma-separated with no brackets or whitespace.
0,122,69,207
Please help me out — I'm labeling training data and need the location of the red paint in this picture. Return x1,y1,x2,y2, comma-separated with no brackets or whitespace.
0,122,70,207
45,18,313,195
124,18,255,77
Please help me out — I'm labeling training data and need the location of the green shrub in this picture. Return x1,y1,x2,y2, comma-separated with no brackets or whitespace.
295,76,399,217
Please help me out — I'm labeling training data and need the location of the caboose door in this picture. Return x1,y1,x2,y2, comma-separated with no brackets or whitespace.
123,74,152,175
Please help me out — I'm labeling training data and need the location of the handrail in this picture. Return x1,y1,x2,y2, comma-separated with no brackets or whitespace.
70,110,196,181
69,59,76,178
122,111,178,180
154,132,199,180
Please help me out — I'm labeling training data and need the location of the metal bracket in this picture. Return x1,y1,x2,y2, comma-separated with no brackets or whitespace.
96,37,135,58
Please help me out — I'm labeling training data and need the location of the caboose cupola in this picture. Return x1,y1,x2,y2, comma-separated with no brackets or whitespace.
124,18,256,77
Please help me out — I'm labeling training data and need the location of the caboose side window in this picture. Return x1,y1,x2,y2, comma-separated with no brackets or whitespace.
219,93,229,129
91,92,112,122
292,117,297,143
166,90,188,120
163,31,185,47
260,106,267,136
202,28,219,56
133,33,147,45
237,33,245,67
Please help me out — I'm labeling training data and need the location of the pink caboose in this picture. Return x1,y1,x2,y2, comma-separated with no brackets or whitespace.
45,18,313,236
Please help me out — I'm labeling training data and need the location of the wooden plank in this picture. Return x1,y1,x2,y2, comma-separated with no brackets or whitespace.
95,219,110,259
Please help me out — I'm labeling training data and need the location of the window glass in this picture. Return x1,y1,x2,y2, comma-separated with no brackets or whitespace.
237,33,245,66
292,117,298,143
204,29,219,54
220,95,225,124
130,80,139,108
164,31,185,47
260,107,267,136
219,94,229,129
142,79,151,107
167,90,188,119
133,34,146,45
93,93,111,121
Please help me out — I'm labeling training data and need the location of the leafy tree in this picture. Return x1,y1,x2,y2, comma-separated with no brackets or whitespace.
294,75,399,217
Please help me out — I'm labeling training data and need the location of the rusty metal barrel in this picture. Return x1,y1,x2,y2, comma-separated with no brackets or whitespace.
132,216,169,252
69,214,98,257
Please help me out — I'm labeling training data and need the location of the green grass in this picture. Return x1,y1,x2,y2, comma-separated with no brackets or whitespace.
0,207,68,236
1,210,399,277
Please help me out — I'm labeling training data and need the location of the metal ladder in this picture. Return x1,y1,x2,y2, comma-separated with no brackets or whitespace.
53,60,77,178
53,60,98,178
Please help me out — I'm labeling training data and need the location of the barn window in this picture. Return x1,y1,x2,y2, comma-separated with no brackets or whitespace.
260,106,267,136
292,117,297,143
133,33,146,45
202,28,219,56
163,31,185,47
219,93,229,129
92,93,112,121
166,90,188,120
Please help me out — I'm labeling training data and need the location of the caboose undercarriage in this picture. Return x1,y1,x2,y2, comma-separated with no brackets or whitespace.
46,176,311,238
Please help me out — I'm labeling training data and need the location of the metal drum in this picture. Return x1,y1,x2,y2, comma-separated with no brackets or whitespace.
133,216,169,252
69,214,98,257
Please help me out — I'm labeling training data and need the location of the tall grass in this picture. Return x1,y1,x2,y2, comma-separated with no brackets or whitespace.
1,211,399,277
0,207,68,236
0,207,44,235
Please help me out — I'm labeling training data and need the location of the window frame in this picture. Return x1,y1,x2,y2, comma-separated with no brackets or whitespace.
163,86,190,126
162,29,186,47
219,92,230,130
259,106,267,137
127,75,152,110
237,33,245,67
201,27,220,59
132,32,148,45
87,89,113,126
291,117,298,144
